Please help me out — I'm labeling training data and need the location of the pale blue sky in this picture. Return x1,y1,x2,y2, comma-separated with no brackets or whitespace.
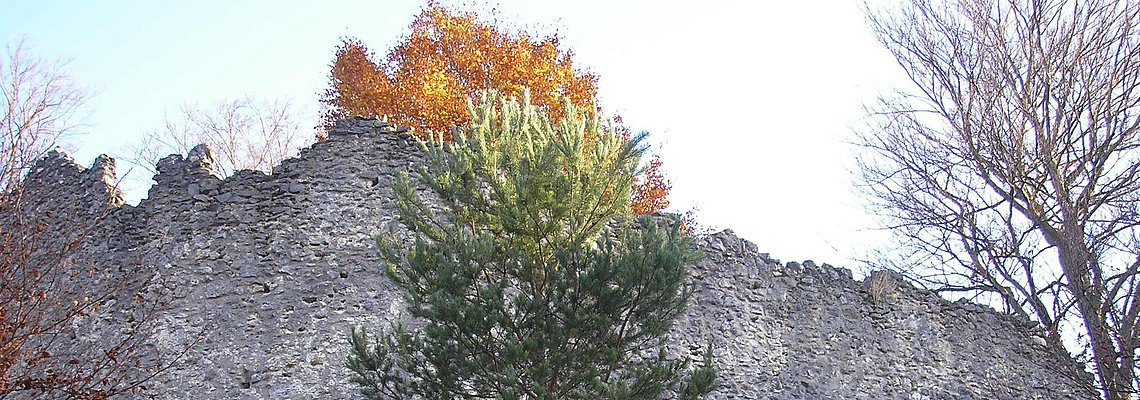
1,0,902,268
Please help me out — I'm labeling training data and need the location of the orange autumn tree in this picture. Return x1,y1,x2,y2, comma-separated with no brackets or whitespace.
320,5,596,137
321,4,671,214
320,38,392,134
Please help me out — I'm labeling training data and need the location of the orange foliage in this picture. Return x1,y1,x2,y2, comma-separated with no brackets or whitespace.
320,4,597,139
320,38,393,137
612,115,672,215
631,154,671,215
321,4,671,215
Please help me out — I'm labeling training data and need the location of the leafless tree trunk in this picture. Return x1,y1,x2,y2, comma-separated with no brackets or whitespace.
858,0,1140,398
127,97,310,178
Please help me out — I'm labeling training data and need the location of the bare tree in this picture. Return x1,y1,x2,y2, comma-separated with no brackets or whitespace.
0,39,188,399
0,197,185,399
129,97,310,177
0,38,86,191
858,0,1140,398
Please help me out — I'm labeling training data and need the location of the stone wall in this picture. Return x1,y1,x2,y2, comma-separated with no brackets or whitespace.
18,118,1095,399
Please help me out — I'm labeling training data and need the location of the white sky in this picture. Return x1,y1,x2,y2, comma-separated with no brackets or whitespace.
1,0,905,269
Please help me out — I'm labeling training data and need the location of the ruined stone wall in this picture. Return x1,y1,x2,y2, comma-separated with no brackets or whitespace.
19,118,1094,399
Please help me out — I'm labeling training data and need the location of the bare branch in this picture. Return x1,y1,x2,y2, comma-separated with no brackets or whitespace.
0,37,86,191
125,97,310,178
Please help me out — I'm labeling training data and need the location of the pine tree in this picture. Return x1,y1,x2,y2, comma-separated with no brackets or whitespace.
347,90,715,399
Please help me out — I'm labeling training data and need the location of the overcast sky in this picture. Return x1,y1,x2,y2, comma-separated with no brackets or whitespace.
1,0,905,270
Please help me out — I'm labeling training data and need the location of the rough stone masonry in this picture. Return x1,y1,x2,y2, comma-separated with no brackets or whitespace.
17,118,1096,399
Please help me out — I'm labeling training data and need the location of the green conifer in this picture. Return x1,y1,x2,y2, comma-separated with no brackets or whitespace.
347,90,716,399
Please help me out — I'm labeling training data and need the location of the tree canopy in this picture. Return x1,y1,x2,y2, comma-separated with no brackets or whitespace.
320,5,596,138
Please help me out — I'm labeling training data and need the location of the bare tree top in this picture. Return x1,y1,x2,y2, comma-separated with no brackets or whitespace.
0,37,87,192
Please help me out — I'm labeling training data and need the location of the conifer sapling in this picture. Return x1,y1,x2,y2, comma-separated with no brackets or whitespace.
347,90,715,399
